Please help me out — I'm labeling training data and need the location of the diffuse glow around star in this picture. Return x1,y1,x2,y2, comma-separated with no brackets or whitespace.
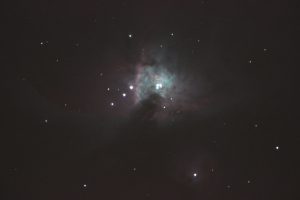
134,65,176,103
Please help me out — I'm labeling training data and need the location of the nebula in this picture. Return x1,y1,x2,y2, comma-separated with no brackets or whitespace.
134,65,176,103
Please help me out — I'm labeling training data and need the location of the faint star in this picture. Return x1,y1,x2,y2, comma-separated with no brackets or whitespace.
163,105,166,109
128,34,133,38
44,119,48,123
160,44,163,48
170,33,174,36
110,102,114,106
122,93,126,97
107,87,110,91
56,58,59,62
247,180,251,184
263,48,267,51
197,39,200,43
248,59,252,64
227,185,231,189
83,184,87,188
275,146,280,150
129,85,134,90
193,173,197,177
254,124,258,128
133,167,136,172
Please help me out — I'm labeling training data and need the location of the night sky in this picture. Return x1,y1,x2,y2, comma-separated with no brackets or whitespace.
2,0,299,199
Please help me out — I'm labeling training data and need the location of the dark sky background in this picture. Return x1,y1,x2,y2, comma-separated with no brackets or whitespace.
1,0,299,199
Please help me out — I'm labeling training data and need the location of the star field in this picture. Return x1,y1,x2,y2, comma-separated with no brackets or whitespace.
1,0,298,200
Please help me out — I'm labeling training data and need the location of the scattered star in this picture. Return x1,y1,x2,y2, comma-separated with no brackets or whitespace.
40,41,48,46
110,102,115,106
129,85,134,90
128,34,133,38
83,184,87,188
122,93,126,97
193,173,197,177
275,146,280,150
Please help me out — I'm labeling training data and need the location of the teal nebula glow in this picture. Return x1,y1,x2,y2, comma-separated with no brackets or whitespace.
136,66,176,102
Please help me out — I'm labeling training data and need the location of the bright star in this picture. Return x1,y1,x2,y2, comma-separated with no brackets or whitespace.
122,93,126,97
129,85,134,90
155,83,163,90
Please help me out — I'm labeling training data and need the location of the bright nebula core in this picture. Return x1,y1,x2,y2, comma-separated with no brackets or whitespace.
134,65,176,103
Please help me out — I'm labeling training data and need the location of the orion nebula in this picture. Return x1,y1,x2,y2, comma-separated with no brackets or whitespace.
134,65,176,104
3,1,296,200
